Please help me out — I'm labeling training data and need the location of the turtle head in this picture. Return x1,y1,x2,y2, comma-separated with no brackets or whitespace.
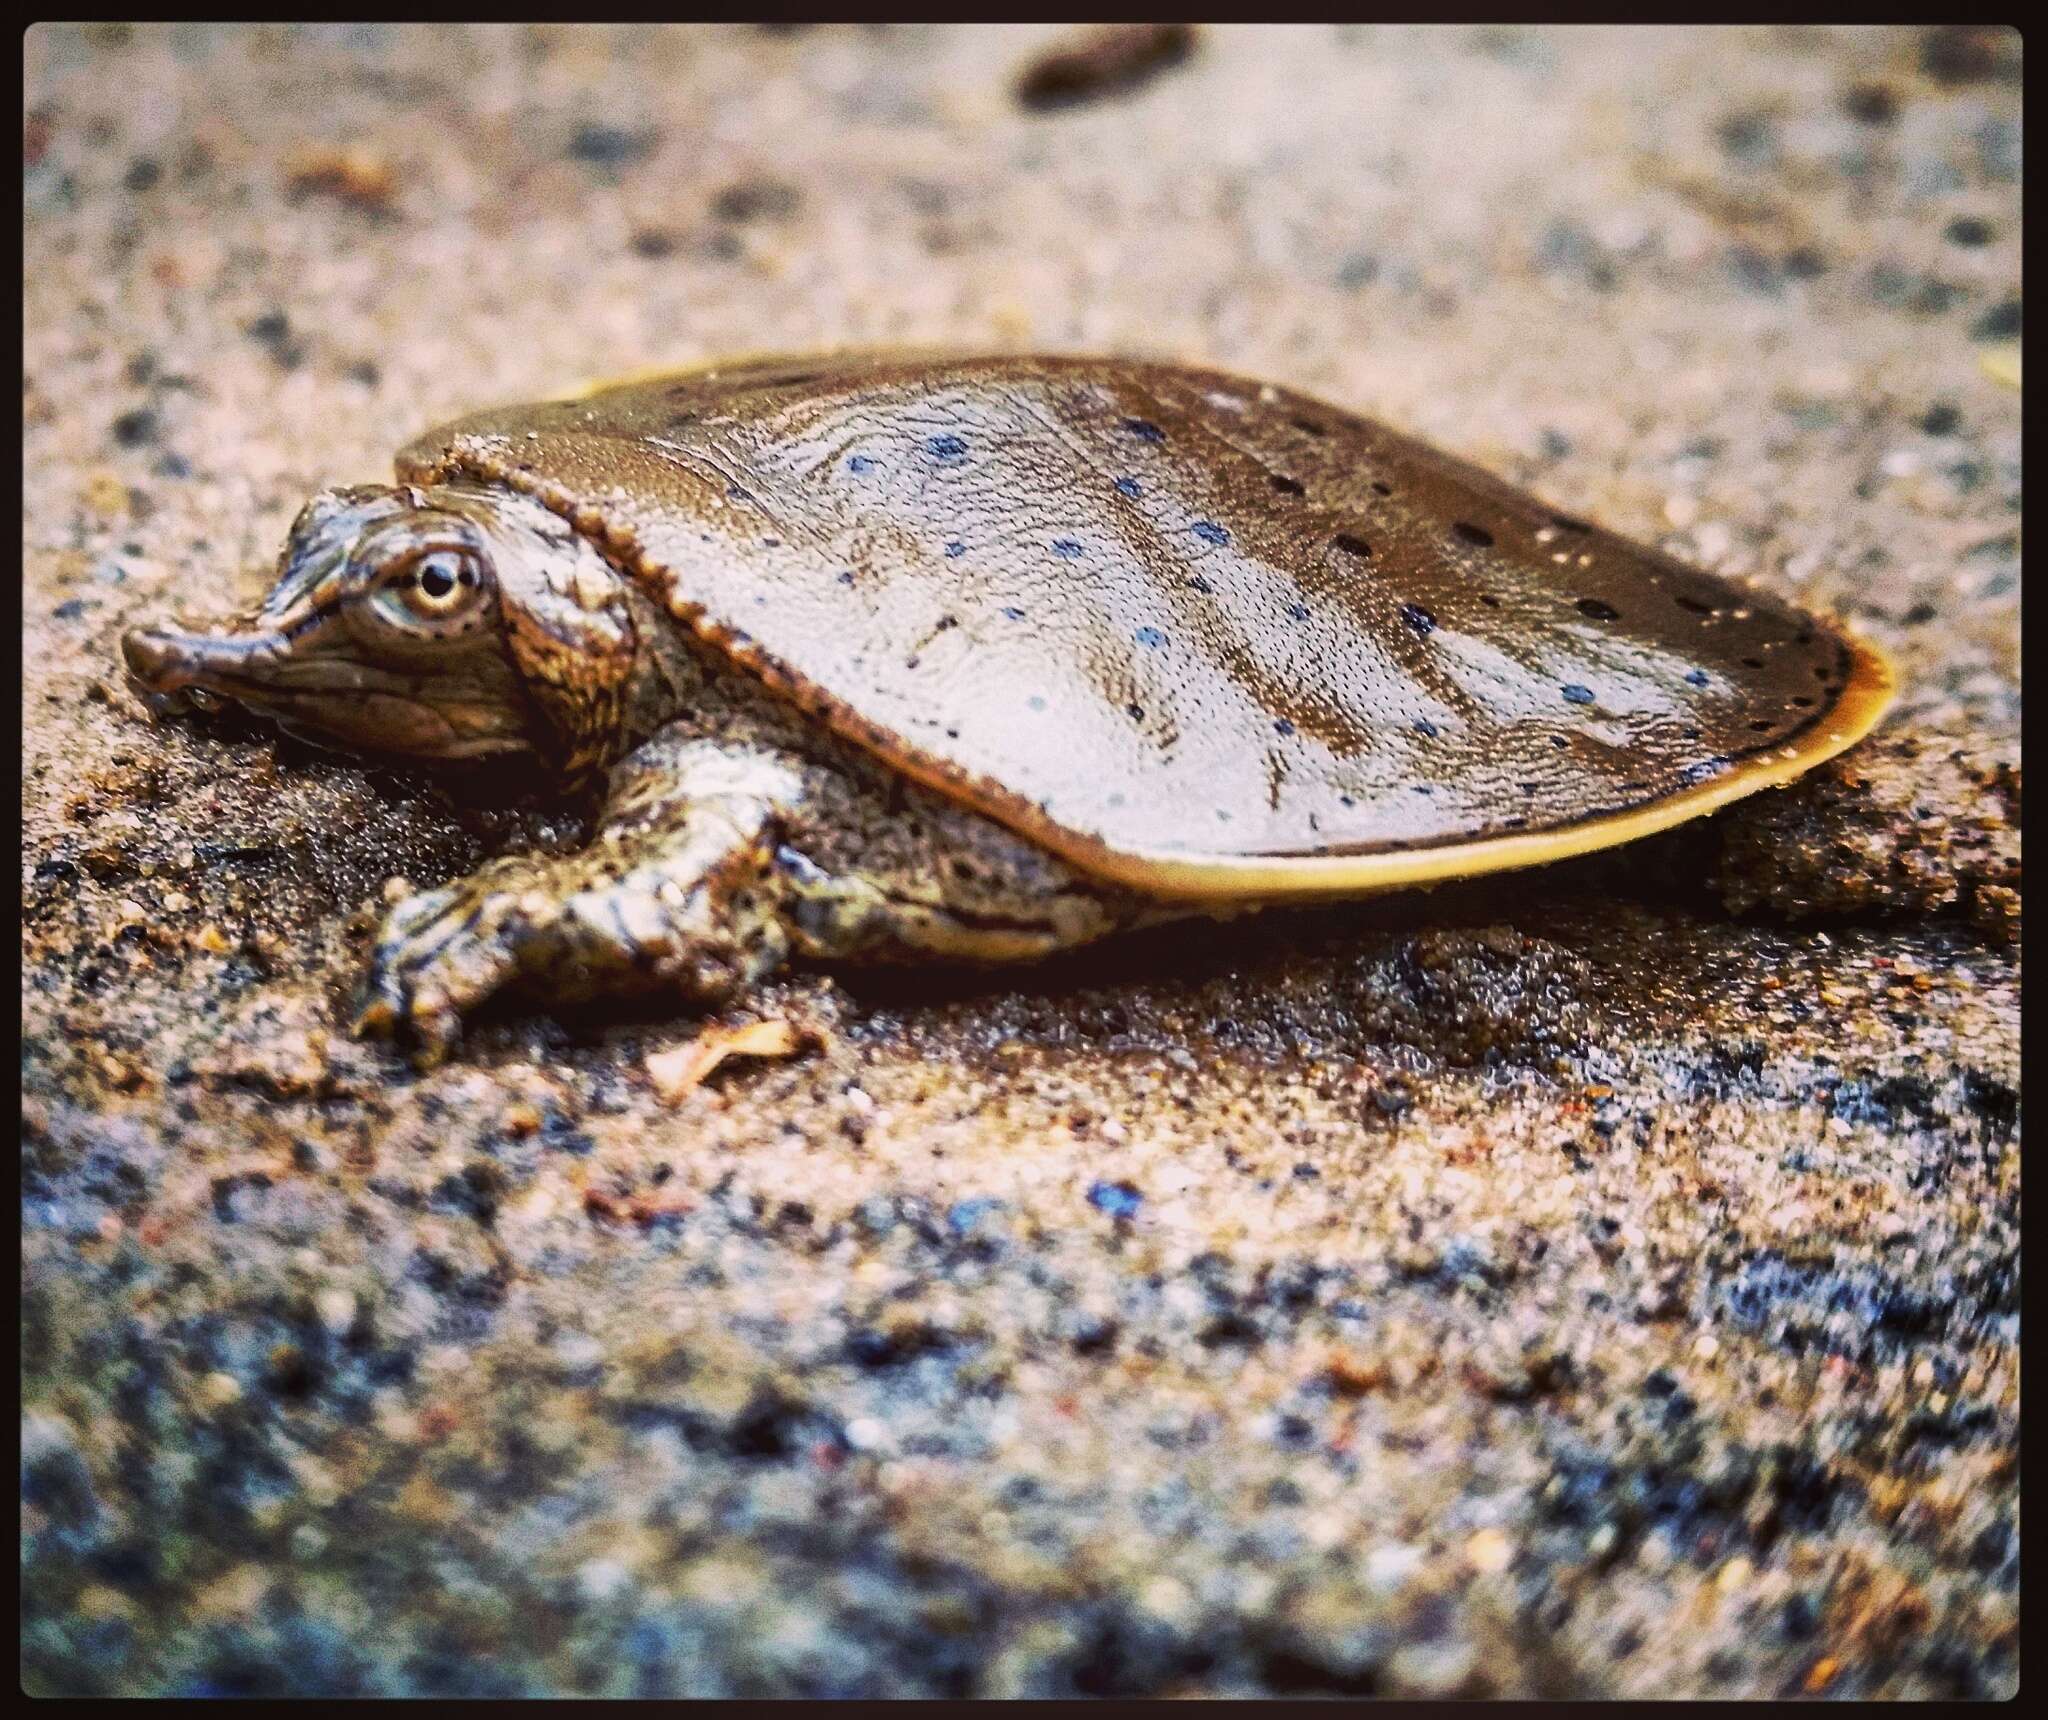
121,482,640,782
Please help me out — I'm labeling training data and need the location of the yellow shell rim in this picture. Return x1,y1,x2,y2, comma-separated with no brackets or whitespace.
1053,627,1898,901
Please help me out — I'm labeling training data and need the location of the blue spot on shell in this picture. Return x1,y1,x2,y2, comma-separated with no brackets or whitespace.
1413,718,1439,738
1192,520,1230,546
1134,626,1167,649
1399,603,1437,636
1286,601,1310,622
1122,417,1165,443
1051,539,1085,560
1273,718,1295,737
1001,606,1026,620
1088,1179,1143,1219
846,455,875,474
945,541,967,558
1028,695,1047,711
1114,476,1142,498
1685,669,1710,687
1562,683,1595,705
927,433,969,463
1187,575,1214,594
837,571,856,585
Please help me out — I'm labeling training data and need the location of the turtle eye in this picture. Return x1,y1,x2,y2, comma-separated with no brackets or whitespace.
390,549,486,625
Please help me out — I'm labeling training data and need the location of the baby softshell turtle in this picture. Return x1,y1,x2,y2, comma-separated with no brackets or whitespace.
122,352,1895,1051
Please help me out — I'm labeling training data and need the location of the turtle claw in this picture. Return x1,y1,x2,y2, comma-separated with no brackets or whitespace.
353,873,532,1054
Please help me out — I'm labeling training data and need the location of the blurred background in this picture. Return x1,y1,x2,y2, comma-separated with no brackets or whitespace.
23,24,2020,1700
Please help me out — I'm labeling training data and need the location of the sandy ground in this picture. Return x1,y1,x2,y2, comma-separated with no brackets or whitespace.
21,24,2020,1697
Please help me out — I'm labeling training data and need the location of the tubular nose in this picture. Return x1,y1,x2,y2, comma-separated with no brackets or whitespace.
121,627,185,690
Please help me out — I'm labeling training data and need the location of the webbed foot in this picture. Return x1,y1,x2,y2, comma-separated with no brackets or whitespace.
353,737,806,1057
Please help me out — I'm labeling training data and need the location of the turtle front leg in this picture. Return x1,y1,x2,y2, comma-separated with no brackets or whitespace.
355,732,807,1056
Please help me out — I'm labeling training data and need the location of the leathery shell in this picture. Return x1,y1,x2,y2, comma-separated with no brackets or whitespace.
398,352,1894,900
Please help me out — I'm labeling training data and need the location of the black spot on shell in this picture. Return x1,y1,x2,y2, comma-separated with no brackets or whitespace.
1186,575,1214,594
1122,417,1166,442
1741,656,1764,669
1399,603,1437,636
1791,695,1815,708
1291,416,1326,437
1675,595,1716,616
1550,514,1592,533
1561,684,1595,705
1285,601,1310,621
1269,474,1305,496
1576,598,1620,621
1333,534,1372,559
1451,522,1494,548
1748,719,1776,732
1479,595,1501,608
1127,703,1145,721
1370,480,1393,497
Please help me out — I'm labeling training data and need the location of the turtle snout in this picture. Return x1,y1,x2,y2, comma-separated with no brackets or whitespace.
121,624,232,715
121,626,188,692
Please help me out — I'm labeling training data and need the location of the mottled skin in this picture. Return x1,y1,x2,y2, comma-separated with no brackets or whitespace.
123,481,1161,1053
121,353,1892,1053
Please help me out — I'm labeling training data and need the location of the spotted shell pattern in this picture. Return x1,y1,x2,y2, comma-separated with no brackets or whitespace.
399,353,1891,898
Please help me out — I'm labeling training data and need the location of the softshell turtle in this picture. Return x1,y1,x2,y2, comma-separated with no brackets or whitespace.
121,352,1895,1050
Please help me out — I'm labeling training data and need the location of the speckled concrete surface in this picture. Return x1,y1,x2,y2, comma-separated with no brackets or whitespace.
22,23,2020,1698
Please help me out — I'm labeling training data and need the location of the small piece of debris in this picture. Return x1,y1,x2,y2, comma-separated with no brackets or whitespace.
285,145,399,212
1465,1528,1514,1574
1978,344,2020,390
1016,24,1199,111
646,1018,813,1101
